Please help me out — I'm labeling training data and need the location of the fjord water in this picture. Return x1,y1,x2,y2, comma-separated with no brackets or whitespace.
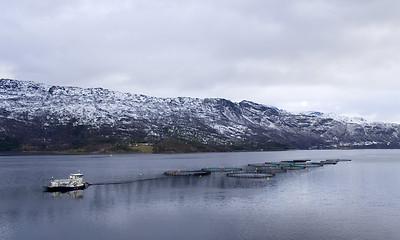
1,150,400,240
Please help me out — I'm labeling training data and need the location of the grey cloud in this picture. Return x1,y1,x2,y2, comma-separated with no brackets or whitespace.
1,0,400,122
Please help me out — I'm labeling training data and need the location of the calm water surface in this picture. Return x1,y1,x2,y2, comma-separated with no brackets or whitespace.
1,150,400,240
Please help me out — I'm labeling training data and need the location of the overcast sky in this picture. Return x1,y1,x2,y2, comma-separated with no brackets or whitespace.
1,0,400,123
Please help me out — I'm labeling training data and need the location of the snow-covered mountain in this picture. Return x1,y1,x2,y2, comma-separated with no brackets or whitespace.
1,78,399,152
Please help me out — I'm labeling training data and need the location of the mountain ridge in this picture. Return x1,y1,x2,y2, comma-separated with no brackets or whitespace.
1,78,399,153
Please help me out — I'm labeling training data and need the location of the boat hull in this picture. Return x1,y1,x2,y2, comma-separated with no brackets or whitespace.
43,183,89,192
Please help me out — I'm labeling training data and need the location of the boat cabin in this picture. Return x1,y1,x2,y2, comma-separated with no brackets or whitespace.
69,173,83,180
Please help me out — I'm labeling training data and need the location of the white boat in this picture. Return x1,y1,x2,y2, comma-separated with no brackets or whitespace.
43,171,89,192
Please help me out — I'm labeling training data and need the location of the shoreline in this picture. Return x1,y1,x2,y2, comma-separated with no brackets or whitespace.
1,147,400,156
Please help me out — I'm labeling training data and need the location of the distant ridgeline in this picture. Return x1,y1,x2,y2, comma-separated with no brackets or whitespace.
1,78,400,153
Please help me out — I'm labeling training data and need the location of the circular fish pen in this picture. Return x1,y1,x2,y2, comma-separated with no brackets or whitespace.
264,162,281,167
281,165,306,170
259,166,287,173
226,171,275,178
335,159,352,162
163,170,211,177
304,162,323,167
248,162,287,174
248,163,267,167
201,167,243,172
320,160,338,165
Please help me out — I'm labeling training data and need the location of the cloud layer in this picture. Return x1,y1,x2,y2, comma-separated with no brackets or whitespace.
1,0,400,122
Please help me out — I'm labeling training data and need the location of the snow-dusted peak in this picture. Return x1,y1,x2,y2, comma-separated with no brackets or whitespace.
302,111,368,124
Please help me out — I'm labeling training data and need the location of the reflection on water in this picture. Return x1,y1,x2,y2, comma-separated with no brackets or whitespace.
48,170,284,199
1,150,400,240
48,190,85,199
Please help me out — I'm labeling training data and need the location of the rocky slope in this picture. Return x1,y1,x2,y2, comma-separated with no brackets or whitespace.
1,78,399,152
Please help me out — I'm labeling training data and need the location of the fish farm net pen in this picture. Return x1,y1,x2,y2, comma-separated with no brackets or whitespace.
328,159,352,162
201,167,243,172
63,159,352,186
304,163,324,167
248,163,269,167
256,168,287,173
226,171,276,178
280,166,307,170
